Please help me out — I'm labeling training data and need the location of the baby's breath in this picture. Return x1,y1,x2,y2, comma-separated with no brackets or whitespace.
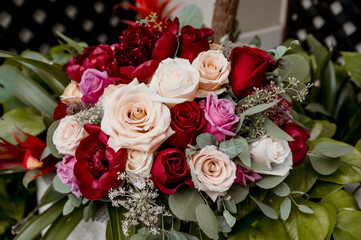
137,13,163,31
73,101,103,125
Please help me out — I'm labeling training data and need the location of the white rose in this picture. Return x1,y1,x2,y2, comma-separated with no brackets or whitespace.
149,58,199,107
126,150,153,178
101,79,174,152
192,50,230,98
249,135,293,176
189,145,237,201
60,81,82,104
53,116,88,156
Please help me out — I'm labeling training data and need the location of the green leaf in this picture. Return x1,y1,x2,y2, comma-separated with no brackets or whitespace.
274,46,287,60
249,35,261,48
68,194,82,207
130,234,148,240
341,51,361,87
227,185,249,204
196,133,219,149
83,201,95,222
178,4,203,30
46,120,64,158
0,65,57,116
63,199,75,215
335,210,361,239
313,142,354,158
308,181,344,198
235,137,251,167
0,107,46,144
53,175,71,194
223,210,236,227
279,54,310,82
333,227,358,240
224,198,237,214
280,197,291,220
309,152,341,175
298,205,314,214
57,32,85,54
168,230,198,240
305,102,330,116
308,120,337,140
14,198,66,240
321,190,359,212
285,158,318,192
196,204,219,239
219,139,245,158
318,202,337,240
273,182,291,197
217,216,232,233
249,195,278,220
106,203,135,240
42,205,84,240
169,188,204,222
263,118,293,141
255,174,288,189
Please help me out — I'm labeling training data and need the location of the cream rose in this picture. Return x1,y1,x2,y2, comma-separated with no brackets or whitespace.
189,145,236,201
101,79,174,152
192,50,230,98
249,135,293,176
60,81,82,104
126,150,153,178
149,58,199,107
53,116,88,156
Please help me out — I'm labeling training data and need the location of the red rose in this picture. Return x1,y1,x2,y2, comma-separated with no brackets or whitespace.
63,44,113,83
165,101,206,149
53,100,68,121
282,123,309,167
112,19,178,83
229,46,277,98
178,25,213,62
151,148,193,194
74,124,127,200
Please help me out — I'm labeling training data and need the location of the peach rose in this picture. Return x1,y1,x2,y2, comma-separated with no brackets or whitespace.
101,79,174,152
126,150,153,178
249,135,293,176
53,116,88,155
189,145,236,201
60,81,82,104
192,50,230,98
149,58,199,107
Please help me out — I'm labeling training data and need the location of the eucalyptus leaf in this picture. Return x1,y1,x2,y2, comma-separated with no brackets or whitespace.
313,142,354,158
68,194,82,207
217,216,232,233
279,54,309,83
168,230,198,240
219,139,244,158
263,118,293,141
249,195,278,220
53,175,71,194
63,199,75,215
255,174,288,189
249,35,261,48
309,152,341,175
274,46,287,60
280,197,291,220
298,205,313,214
227,185,249,204
305,102,330,116
40,147,52,161
196,204,219,239
224,198,237,214
130,234,148,240
235,137,251,167
178,4,203,30
46,120,64,158
273,182,291,197
169,188,204,221
223,210,236,227
196,133,219,149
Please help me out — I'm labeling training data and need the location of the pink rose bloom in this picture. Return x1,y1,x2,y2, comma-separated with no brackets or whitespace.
200,93,239,142
234,164,262,186
57,155,81,198
79,69,114,104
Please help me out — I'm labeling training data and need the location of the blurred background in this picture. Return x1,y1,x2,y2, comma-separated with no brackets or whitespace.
2,0,361,57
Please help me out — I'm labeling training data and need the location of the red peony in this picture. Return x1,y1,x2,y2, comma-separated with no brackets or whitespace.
178,25,213,63
53,100,68,121
165,101,206,149
229,46,277,98
74,124,127,200
63,44,114,83
112,19,178,83
282,123,309,167
151,148,193,194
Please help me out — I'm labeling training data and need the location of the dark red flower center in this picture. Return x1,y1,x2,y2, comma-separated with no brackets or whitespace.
88,142,109,179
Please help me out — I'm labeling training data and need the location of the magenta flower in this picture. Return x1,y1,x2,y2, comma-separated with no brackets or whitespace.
234,164,262,186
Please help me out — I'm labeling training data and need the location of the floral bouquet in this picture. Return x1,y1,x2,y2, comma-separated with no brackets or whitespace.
1,4,361,240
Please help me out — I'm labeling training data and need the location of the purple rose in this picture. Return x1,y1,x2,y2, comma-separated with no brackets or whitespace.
234,164,262,186
200,93,239,142
79,69,114,104
57,155,81,198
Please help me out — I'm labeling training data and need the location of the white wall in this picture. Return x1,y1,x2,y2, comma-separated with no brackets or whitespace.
171,0,289,49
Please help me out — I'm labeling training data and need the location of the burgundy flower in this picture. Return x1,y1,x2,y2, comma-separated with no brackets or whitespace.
229,46,278,98
151,148,193,194
74,124,127,200
282,123,309,167
165,101,206,149
234,164,261,186
178,25,213,63
112,19,178,82
53,100,68,121
63,44,114,83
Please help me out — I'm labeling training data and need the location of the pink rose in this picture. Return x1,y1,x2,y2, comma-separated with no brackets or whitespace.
79,69,114,104
200,94,239,142
57,155,81,198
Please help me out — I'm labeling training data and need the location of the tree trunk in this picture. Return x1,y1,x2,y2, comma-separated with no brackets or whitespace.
211,0,240,43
